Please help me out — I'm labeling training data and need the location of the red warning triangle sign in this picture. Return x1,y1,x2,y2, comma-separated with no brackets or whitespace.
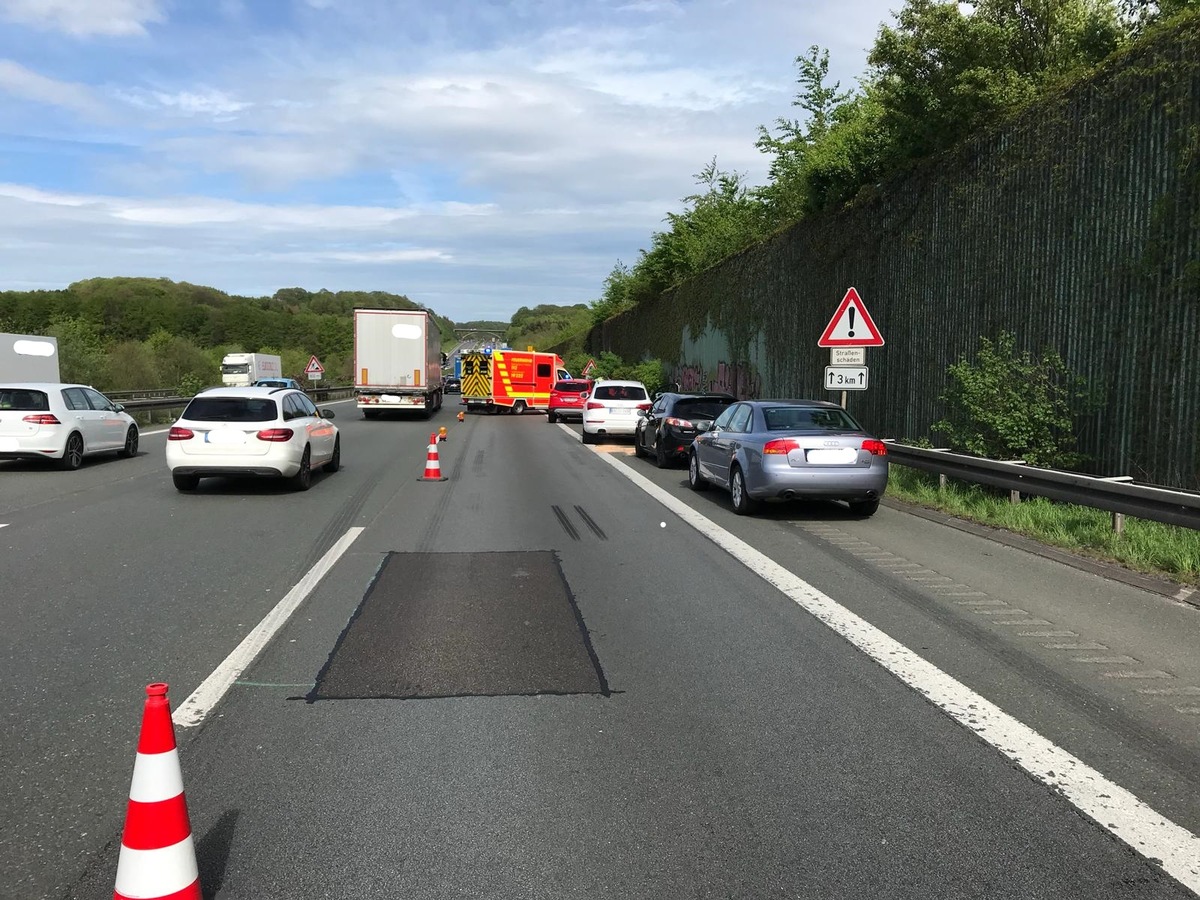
817,287,884,347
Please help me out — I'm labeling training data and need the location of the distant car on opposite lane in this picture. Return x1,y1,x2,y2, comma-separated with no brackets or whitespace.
166,386,339,492
634,391,736,467
0,383,139,469
689,399,888,516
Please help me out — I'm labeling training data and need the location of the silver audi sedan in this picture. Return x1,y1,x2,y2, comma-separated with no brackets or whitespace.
688,399,889,516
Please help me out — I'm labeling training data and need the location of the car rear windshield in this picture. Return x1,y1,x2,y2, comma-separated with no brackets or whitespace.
674,398,734,419
763,406,862,432
183,397,278,422
0,389,50,411
593,385,647,401
554,381,590,393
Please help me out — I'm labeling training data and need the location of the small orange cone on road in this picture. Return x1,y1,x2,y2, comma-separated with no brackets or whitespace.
438,426,448,442
457,411,465,422
419,432,447,482
113,683,201,900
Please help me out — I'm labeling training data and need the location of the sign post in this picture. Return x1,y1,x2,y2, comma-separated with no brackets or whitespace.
817,288,884,409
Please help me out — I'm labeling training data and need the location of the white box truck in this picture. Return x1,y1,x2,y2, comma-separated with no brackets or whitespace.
1,333,61,382
353,308,444,418
220,352,282,387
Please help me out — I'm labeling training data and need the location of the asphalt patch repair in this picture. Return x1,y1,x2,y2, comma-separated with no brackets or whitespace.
309,551,610,700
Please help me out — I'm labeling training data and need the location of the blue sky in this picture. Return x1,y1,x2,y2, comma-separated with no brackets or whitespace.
0,0,903,322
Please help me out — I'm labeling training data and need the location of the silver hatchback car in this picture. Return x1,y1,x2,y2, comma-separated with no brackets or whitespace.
0,383,139,469
689,399,888,516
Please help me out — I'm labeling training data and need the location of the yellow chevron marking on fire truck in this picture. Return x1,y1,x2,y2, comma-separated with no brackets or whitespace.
461,353,491,399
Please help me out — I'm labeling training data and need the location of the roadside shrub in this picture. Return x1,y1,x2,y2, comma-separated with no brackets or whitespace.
932,331,1089,468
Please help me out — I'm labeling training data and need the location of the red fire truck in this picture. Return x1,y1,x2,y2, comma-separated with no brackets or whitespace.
460,348,571,414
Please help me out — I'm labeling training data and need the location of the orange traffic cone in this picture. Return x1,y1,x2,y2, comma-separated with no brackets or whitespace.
456,411,465,422
438,426,448,442
419,432,447,482
114,683,201,900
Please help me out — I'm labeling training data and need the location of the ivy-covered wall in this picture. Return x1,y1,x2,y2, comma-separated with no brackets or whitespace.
588,16,1200,487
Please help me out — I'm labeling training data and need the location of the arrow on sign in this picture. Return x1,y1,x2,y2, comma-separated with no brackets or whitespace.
818,287,884,347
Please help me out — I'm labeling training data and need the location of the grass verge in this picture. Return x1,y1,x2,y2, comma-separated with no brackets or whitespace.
886,465,1200,588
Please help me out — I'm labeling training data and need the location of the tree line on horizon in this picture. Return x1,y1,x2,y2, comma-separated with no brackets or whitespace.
0,277,596,392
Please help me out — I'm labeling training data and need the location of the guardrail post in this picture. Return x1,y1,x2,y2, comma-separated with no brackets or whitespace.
1001,461,1026,504
1101,477,1135,534
939,473,947,492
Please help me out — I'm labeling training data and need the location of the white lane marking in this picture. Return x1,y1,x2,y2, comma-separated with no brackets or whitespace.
173,526,364,728
588,445,1200,894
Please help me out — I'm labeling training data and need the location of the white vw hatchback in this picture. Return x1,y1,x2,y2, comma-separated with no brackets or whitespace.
0,383,139,469
166,386,339,492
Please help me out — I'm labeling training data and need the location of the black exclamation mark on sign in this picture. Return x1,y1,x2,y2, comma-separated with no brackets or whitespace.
847,306,856,338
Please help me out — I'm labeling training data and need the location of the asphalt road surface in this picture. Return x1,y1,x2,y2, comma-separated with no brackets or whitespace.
1,402,1198,899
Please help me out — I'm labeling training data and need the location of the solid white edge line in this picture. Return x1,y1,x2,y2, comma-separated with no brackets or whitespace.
173,526,365,728
586,441,1200,894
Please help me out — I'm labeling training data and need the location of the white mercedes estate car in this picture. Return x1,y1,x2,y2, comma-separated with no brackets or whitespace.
166,386,339,492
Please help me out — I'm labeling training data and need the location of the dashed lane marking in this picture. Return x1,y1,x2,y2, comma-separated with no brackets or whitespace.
1021,631,1079,637
1073,656,1140,665
1045,642,1110,651
1103,670,1174,680
592,447,1200,893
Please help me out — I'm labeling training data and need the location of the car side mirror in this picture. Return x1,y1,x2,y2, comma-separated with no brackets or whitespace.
580,392,590,400
113,403,125,413
321,409,336,419
696,421,712,432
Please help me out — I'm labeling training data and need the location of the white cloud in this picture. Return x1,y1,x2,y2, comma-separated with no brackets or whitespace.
0,0,166,37
115,87,251,118
0,59,99,115
0,0,905,319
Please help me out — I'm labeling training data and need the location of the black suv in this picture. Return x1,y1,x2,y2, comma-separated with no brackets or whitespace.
634,391,736,468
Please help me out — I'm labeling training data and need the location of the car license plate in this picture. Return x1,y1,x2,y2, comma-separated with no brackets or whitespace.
805,448,857,465
206,429,247,445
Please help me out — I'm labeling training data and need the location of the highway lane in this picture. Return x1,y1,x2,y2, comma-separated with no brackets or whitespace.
34,410,1198,899
0,398,446,898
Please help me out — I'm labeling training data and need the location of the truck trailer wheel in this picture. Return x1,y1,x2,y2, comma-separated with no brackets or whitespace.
512,400,527,415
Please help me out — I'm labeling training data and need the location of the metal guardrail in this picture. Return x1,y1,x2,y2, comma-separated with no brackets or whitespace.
108,387,355,412
884,442,1200,531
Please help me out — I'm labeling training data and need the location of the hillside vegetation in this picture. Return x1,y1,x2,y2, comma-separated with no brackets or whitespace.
0,278,458,392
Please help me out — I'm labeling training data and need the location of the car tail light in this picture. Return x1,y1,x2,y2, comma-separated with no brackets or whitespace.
862,439,888,456
664,417,694,429
586,401,604,409
22,414,61,425
637,402,651,411
763,439,801,454
256,428,294,442
167,426,194,441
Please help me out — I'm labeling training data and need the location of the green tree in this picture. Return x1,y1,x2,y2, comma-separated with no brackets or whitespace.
868,0,1124,165
932,331,1090,467
46,316,108,386
754,45,859,223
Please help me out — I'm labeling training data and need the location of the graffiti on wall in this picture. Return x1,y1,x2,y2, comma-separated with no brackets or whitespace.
672,361,762,399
